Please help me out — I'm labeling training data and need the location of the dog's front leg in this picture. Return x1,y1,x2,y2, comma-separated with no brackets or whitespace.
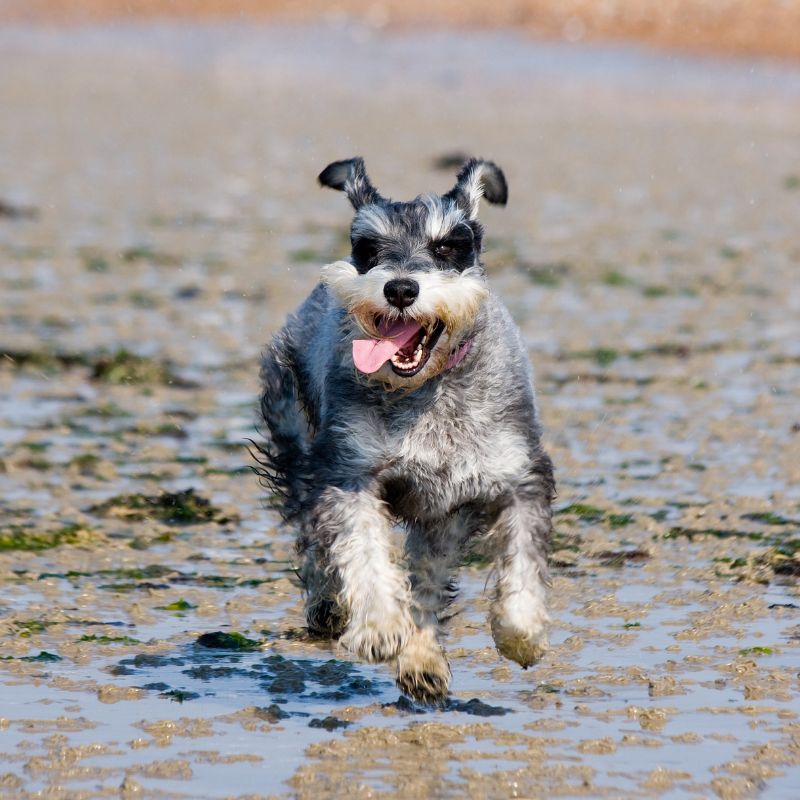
489,471,553,668
395,521,467,703
312,486,414,663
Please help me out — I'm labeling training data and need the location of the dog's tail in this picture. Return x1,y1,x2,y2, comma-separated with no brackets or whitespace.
251,334,312,522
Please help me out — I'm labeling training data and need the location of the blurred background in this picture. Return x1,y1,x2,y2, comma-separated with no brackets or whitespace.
1,3,799,799
4,0,800,58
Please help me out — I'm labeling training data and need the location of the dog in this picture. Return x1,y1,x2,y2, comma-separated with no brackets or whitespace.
255,157,555,702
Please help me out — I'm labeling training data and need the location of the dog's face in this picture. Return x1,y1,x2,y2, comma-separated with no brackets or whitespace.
319,157,507,391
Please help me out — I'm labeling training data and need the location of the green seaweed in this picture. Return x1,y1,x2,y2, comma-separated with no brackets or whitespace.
2,347,190,387
596,549,650,567
160,689,200,702
20,651,62,662
603,269,634,287
98,582,170,594
120,244,179,265
84,255,110,273
255,704,291,723
127,290,159,309
203,466,250,477
664,527,764,542
290,247,320,263
1,349,88,372
0,523,91,552
524,261,569,286
551,529,582,552
308,716,351,731
20,457,51,471
69,453,113,479
607,513,635,528
741,512,795,526
738,647,773,656
77,402,131,418
21,442,49,452
642,285,670,298
88,488,235,525
90,349,181,385
40,564,173,581
630,343,693,359
79,634,141,645
719,245,742,260
195,631,262,651
556,503,605,522
15,620,52,637
157,599,197,611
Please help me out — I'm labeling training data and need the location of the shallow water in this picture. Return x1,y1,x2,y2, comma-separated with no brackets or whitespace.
1,22,799,799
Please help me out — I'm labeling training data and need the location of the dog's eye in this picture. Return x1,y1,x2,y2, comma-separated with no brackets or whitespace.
352,238,379,271
434,244,453,258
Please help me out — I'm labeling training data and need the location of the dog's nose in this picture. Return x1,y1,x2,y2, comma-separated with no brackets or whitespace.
383,278,419,309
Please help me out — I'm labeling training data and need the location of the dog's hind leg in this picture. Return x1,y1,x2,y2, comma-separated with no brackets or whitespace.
488,459,555,668
256,336,312,521
260,343,349,635
299,544,347,636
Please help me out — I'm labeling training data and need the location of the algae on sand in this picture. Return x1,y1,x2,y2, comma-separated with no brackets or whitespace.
87,488,237,525
0,523,94,552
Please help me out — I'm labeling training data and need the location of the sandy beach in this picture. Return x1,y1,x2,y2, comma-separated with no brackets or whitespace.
1,20,799,799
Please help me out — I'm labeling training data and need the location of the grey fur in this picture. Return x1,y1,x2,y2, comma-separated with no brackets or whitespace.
256,157,555,703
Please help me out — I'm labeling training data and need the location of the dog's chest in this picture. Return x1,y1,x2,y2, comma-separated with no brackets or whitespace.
374,394,530,517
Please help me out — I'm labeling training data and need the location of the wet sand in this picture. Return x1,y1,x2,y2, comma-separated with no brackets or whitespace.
1,23,799,799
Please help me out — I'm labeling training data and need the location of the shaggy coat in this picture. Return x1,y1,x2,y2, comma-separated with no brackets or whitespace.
256,157,554,702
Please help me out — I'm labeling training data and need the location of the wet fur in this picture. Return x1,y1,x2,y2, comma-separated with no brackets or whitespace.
256,157,555,702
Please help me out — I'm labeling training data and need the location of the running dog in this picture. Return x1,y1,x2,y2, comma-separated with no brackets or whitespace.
256,157,555,702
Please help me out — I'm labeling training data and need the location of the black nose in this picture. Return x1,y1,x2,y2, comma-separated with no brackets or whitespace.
383,278,419,309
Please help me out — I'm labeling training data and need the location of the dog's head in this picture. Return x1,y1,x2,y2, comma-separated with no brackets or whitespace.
318,156,507,391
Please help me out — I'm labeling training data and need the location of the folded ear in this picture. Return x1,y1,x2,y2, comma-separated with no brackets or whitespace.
318,157,385,210
444,158,508,219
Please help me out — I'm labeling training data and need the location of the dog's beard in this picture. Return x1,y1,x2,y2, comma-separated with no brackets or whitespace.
321,260,487,388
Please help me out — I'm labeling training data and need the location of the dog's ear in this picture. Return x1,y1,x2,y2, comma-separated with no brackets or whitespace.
318,157,384,210
444,158,508,219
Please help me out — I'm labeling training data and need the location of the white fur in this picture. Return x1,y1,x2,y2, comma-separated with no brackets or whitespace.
459,163,490,219
324,487,414,662
320,261,393,312
420,193,466,240
490,499,551,667
411,268,488,325
320,260,488,333
352,204,393,238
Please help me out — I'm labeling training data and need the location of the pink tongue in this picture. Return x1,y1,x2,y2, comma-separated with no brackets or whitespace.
352,319,424,374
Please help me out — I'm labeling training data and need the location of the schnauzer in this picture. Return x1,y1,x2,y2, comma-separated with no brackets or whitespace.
255,157,555,702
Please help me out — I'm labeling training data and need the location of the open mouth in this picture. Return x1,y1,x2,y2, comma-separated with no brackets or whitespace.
351,316,445,377
388,319,445,377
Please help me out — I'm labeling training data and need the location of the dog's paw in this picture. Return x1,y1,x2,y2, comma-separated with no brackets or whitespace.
305,597,347,637
490,604,550,668
395,629,450,704
340,611,414,663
